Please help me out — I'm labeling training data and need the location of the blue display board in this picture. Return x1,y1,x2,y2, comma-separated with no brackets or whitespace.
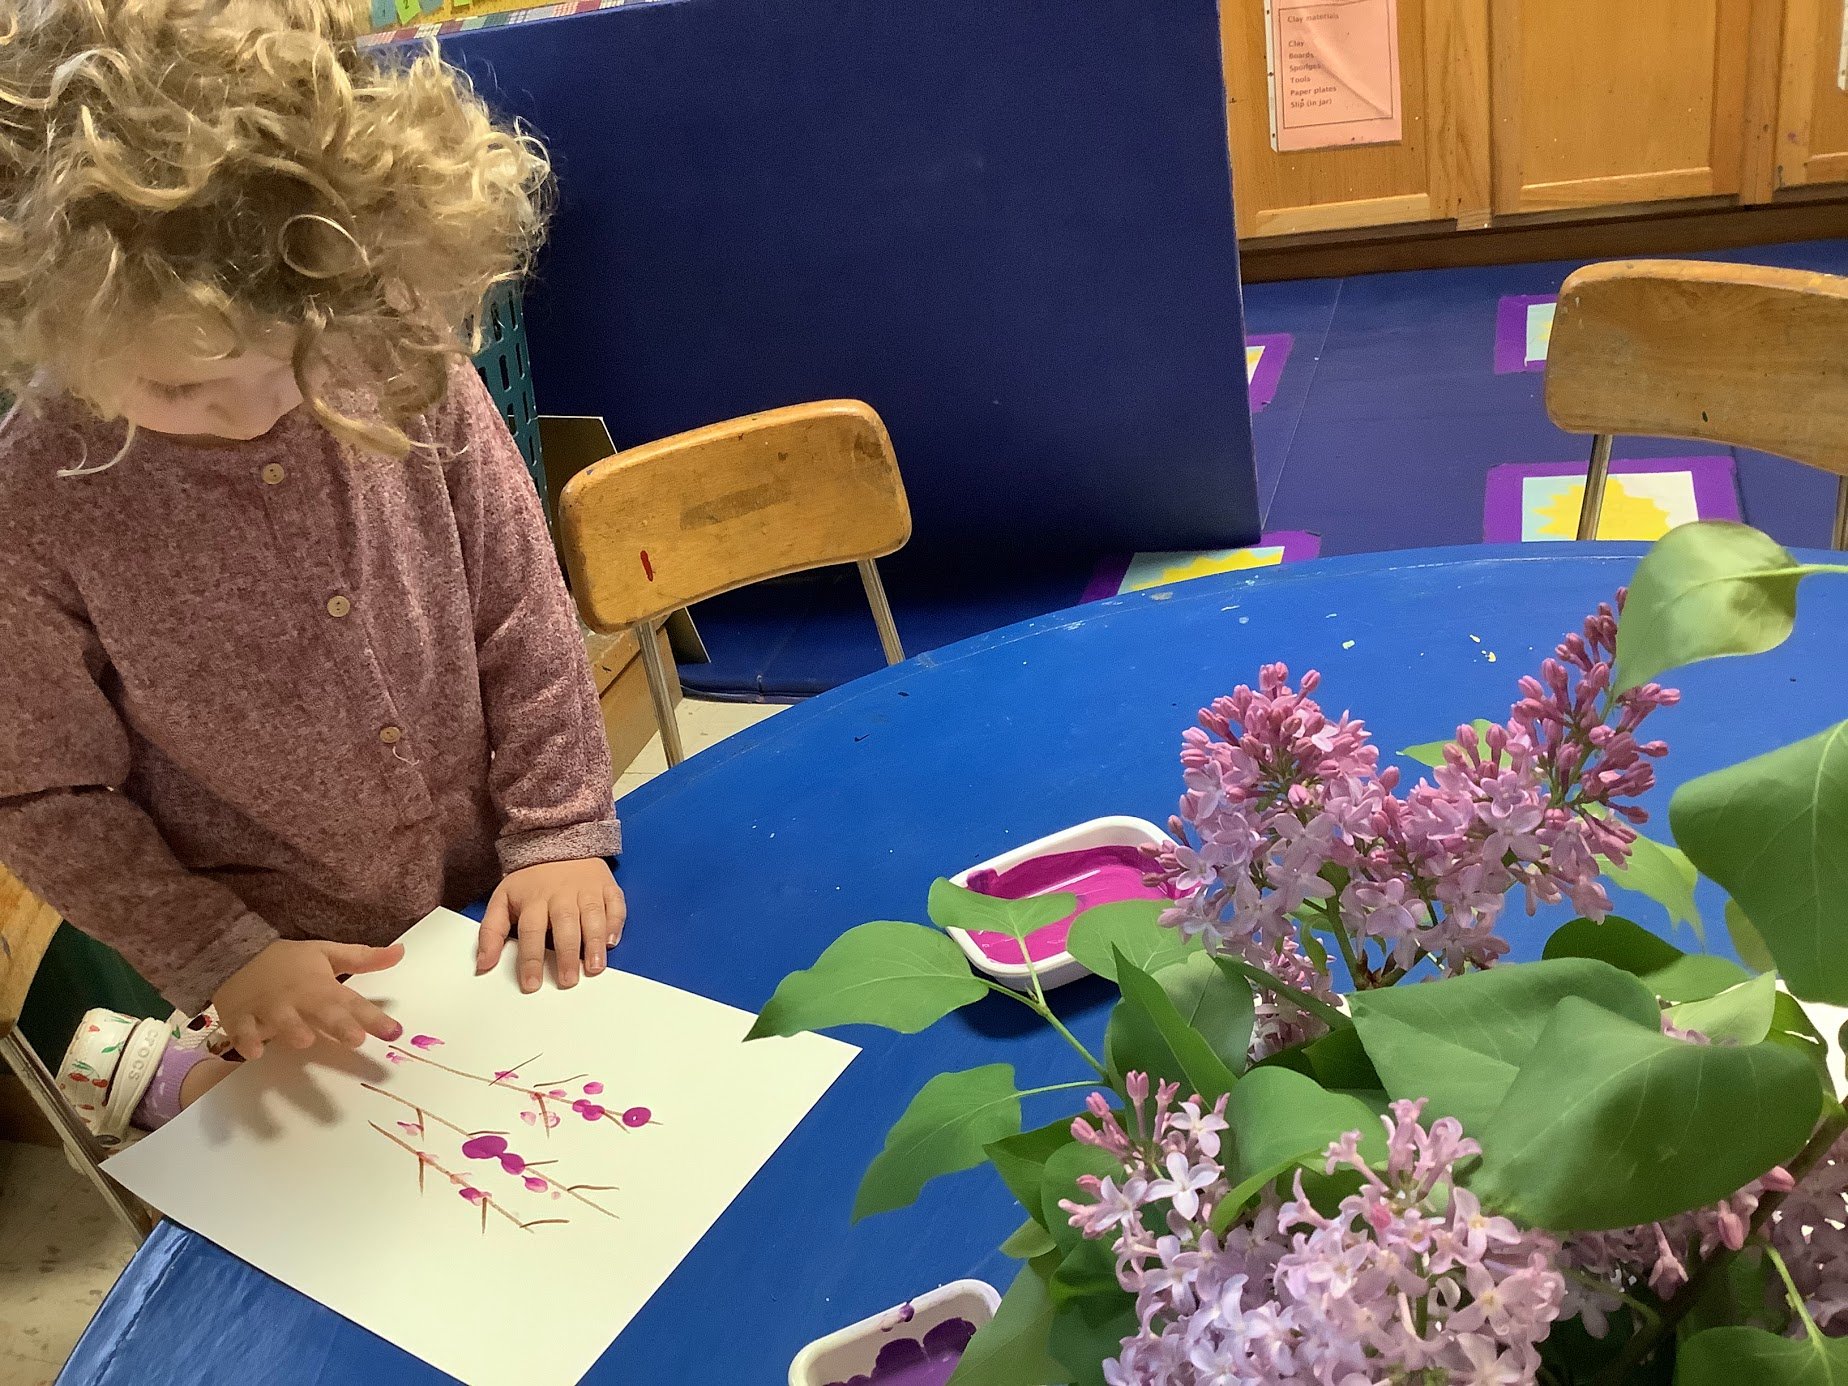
442,0,1260,560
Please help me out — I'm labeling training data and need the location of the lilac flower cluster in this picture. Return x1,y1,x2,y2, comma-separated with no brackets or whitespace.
1154,599,1678,1010
1062,1080,1564,1384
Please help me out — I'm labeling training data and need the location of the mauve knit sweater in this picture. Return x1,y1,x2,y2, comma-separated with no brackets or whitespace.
0,364,619,1013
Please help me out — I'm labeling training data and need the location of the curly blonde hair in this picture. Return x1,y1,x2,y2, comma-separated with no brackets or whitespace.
0,0,550,457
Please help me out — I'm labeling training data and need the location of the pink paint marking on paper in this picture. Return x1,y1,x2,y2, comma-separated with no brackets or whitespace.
960,845,1177,965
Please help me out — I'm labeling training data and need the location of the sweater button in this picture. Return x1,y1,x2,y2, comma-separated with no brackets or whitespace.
261,463,286,485
326,595,352,618
379,726,403,745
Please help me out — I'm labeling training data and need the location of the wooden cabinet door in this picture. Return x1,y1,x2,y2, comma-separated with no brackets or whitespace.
1489,0,1777,213
1223,0,1493,237
1776,0,1848,191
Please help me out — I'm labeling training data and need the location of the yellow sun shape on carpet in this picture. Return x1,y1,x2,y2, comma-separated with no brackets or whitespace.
1531,479,1672,541
1142,549,1283,588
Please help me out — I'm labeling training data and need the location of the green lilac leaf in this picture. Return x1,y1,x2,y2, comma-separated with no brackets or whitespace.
999,1217,1057,1260
944,1259,1066,1386
1065,899,1195,981
1224,1065,1384,1184
853,1064,1022,1220
1106,951,1244,1099
927,878,1077,941
986,1117,1079,1215
1671,721,1848,1004
1048,1236,1119,1309
1601,832,1705,940
1049,1289,1138,1386
1728,899,1778,973
1665,971,1778,1046
746,921,987,1039
1615,521,1807,692
1039,1140,1121,1252
1473,997,1821,1230
1349,957,1660,1132
1543,915,1748,1002
1675,1323,1848,1386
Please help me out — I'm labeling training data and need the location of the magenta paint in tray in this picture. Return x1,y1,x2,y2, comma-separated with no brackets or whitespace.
947,815,1178,991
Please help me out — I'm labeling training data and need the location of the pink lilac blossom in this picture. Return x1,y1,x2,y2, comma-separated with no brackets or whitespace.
1154,597,1678,1018
1063,1083,1564,1383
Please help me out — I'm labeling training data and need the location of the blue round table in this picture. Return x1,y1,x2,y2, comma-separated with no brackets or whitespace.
59,545,1842,1385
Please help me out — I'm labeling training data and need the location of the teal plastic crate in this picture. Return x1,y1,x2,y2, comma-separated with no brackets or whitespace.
471,282,548,514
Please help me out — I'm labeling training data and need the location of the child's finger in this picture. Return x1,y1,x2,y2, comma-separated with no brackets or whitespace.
344,993,403,1044
553,902,582,989
477,888,512,975
273,1007,317,1051
231,1017,266,1061
580,896,608,976
322,941,405,976
605,885,628,947
309,1001,368,1049
516,899,548,994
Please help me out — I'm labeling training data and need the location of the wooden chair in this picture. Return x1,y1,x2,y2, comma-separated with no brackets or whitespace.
1545,260,1848,547
558,400,912,766
0,864,154,1236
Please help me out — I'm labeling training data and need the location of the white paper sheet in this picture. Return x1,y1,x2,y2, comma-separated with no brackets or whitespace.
105,908,857,1386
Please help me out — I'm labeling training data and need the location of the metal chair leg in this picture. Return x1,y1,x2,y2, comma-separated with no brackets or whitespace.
1834,476,1848,552
0,1029,153,1239
856,559,906,666
634,620,685,768
1575,434,1614,542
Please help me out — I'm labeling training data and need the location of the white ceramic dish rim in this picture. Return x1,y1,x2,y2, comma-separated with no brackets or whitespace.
787,1278,1001,1386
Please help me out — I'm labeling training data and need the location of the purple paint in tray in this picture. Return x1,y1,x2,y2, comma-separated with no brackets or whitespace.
824,1317,977,1386
961,844,1176,964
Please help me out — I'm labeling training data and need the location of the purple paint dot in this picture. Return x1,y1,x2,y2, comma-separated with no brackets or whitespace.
582,1080,604,1096
458,1186,484,1204
519,1110,538,1126
461,1135,508,1160
523,1175,548,1193
578,1103,606,1121
622,1106,651,1128
570,1098,590,1114
547,1088,568,1099
384,1051,405,1065
499,1153,526,1175
409,1034,443,1050
396,1120,421,1135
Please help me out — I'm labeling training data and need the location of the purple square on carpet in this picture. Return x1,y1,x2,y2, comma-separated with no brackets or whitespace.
1246,333,1294,411
1494,294,1558,374
1483,456,1741,543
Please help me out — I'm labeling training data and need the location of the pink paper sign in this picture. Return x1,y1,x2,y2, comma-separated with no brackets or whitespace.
1267,0,1403,152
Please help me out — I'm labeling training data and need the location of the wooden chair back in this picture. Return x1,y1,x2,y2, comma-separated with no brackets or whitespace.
1545,260,1848,544
558,399,912,633
557,399,912,767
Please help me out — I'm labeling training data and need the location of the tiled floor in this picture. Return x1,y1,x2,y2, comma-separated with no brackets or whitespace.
0,697,784,1385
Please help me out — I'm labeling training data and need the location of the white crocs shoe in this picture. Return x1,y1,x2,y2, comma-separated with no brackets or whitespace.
58,1008,223,1149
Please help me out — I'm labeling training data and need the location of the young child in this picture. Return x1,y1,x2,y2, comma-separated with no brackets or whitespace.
0,0,623,1141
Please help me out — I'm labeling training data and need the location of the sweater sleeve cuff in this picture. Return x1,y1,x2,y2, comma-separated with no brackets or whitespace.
496,817,622,875
163,909,280,1016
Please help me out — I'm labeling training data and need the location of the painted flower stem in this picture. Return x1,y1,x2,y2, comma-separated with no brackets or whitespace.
383,1045,644,1131
367,1122,565,1233
361,1083,618,1219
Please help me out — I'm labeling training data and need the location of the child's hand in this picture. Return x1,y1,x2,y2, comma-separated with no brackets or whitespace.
213,939,406,1060
476,858,626,993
